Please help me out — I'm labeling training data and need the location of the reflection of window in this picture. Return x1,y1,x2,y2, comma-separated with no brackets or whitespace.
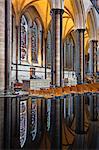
31,22,38,63
47,99,51,131
20,100,27,148
20,15,28,61
31,99,37,141
47,31,51,67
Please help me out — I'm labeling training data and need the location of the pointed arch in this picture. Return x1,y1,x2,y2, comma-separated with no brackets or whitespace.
70,0,85,28
86,6,97,40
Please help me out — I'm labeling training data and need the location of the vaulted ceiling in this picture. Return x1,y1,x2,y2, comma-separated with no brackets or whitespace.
12,0,98,54
12,0,75,39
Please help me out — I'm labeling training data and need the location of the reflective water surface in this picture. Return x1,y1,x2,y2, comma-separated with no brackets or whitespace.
5,93,99,149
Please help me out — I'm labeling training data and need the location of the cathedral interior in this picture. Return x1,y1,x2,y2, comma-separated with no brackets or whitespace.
0,0,99,149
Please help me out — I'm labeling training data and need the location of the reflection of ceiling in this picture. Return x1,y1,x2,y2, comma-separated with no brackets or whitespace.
12,0,74,39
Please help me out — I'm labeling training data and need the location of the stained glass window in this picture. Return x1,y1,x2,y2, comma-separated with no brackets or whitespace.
31,22,38,63
20,15,28,61
47,31,51,66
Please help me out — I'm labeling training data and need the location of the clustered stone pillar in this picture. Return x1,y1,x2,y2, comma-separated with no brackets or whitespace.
51,9,63,87
76,29,85,84
16,25,19,82
75,29,85,134
89,40,98,121
50,3,63,148
4,0,12,149
5,0,12,90
45,38,47,79
89,40,98,81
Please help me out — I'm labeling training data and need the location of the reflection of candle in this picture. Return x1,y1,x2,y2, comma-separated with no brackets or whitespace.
51,0,64,9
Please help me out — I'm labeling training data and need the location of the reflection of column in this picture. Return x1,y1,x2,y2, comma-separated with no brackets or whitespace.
75,29,85,134
50,98,62,149
68,96,70,117
75,94,84,134
89,40,98,80
64,96,67,119
51,9,63,86
89,94,98,121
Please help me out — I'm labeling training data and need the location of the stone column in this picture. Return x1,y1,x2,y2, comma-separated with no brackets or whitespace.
75,29,85,84
89,40,98,121
4,0,12,149
63,43,65,79
51,9,63,87
15,26,19,82
41,30,43,67
75,29,85,134
5,0,12,90
45,38,47,79
89,40,98,80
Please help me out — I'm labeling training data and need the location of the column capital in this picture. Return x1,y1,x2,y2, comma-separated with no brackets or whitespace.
89,39,98,44
75,28,85,32
50,8,64,15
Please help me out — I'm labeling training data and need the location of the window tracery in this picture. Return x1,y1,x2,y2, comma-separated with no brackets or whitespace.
31,21,38,63
20,15,28,61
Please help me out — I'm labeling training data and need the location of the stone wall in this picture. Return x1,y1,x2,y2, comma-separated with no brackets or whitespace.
11,64,51,82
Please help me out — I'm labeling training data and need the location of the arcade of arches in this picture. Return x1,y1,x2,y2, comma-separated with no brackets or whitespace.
0,0,99,149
